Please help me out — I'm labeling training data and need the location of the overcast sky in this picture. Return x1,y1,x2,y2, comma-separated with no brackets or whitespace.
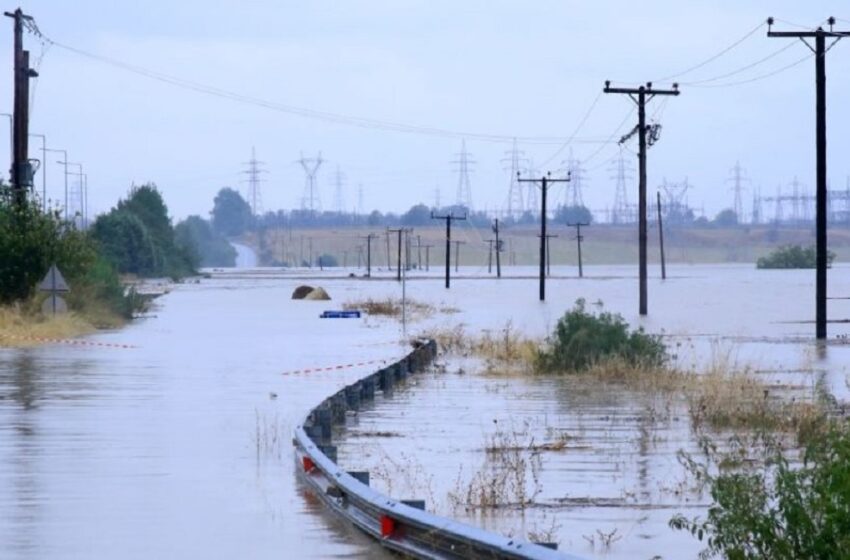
4,0,850,221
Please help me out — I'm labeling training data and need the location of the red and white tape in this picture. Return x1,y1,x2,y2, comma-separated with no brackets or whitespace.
281,357,392,376
0,334,137,349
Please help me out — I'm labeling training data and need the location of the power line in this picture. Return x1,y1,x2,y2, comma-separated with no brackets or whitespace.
39,36,610,146
652,20,767,82
679,41,797,85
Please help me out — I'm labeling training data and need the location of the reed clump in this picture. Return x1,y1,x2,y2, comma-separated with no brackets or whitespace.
343,297,434,319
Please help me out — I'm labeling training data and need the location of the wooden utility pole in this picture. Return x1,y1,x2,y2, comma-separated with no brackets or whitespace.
538,233,558,277
486,239,495,273
568,221,589,278
430,211,466,289
453,240,465,272
423,244,433,271
5,8,38,206
518,172,571,301
768,16,846,340
604,80,680,315
387,227,404,282
656,191,666,280
492,218,502,278
359,233,377,277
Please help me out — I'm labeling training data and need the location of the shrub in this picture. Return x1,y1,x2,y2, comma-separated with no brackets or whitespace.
757,244,835,269
671,424,850,559
0,191,97,303
536,299,666,372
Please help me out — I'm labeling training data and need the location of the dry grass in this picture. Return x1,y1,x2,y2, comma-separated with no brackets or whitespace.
582,357,826,436
343,297,435,320
429,324,827,437
449,422,543,512
425,322,539,374
0,305,97,347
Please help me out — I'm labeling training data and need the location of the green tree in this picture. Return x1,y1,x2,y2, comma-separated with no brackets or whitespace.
91,184,194,278
175,215,236,267
401,203,431,226
91,211,159,275
554,204,593,225
713,208,739,227
211,187,253,236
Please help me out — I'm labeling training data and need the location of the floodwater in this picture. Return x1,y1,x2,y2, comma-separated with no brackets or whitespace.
1,262,849,559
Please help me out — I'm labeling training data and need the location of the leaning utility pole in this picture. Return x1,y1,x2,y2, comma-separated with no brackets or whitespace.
768,16,847,340
603,80,680,315
518,171,571,301
486,239,495,274
568,221,589,278
5,8,38,206
430,211,466,289
492,218,502,278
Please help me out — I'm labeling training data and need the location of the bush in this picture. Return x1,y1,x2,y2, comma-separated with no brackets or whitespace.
757,244,835,269
0,191,97,303
536,299,666,372
671,424,850,559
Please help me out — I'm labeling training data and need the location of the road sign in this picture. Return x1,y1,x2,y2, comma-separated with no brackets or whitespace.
38,264,70,315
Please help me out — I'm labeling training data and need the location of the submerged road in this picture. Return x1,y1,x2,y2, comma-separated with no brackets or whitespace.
0,270,407,559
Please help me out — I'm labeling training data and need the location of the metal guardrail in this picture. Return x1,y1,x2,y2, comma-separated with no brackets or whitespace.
293,338,582,560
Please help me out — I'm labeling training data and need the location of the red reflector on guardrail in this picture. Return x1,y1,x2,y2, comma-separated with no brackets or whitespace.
302,456,315,472
380,515,395,538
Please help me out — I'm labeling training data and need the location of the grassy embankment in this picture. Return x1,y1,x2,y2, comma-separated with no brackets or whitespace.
248,225,850,268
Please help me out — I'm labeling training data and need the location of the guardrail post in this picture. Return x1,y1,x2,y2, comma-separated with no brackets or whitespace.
331,393,347,423
361,376,376,400
345,383,361,410
317,444,337,463
316,404,333,441
401,499,425,510
348,471,370,486
379,368,394,392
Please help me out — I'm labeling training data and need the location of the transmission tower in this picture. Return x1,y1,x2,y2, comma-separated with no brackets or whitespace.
751,186,763,225
332,165,346,214
726,161,750,221
525,159,539,216
242,146,267,216
298,152,324,216
561,148,587,208
502,138,526,218
609,151,635,224
452,139,475,210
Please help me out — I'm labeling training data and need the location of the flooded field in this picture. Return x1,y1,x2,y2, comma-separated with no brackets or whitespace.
2,263,849,558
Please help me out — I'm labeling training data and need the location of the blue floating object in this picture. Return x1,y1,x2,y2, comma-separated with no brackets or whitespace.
320,310,362,319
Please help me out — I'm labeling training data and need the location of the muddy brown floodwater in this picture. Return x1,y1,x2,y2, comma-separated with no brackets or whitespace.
1,263,849,559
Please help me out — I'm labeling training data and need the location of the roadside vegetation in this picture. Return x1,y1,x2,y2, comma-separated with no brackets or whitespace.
756,244,835,269
174,215,236,267
0,182,187,345
425,301,844,556
343,297,436,319
671,423,850,559
92,183,196,278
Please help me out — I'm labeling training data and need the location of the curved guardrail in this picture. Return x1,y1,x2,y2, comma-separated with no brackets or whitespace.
293,338,583,560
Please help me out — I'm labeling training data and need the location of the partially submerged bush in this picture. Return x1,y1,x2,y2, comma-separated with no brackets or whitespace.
756,244,835,269
536,299,666,372
671,423,850,559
